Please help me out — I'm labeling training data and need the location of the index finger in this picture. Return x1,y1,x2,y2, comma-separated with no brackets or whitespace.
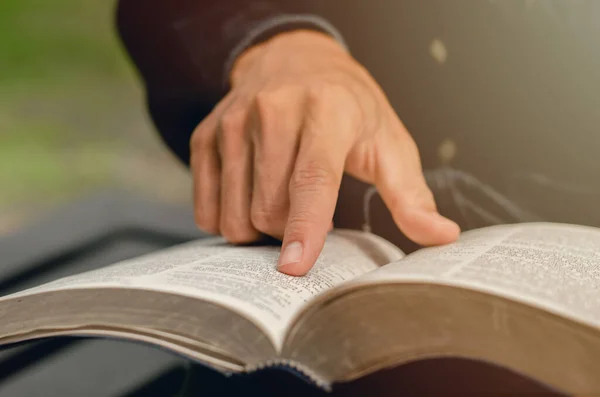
277,90,357,276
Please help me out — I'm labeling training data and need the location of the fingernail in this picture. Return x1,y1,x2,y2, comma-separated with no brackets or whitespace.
438,214,460,231
428,212,461,238
277,241,303,269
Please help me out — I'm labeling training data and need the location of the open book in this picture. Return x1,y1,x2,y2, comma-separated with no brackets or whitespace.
1,222,599,394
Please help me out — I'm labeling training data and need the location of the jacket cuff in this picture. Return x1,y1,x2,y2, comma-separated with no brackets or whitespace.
223,14,348,89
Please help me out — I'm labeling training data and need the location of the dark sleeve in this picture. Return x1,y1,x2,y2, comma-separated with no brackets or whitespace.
115,0,345,165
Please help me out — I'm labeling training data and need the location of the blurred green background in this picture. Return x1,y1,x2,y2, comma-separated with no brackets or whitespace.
0,0,192,233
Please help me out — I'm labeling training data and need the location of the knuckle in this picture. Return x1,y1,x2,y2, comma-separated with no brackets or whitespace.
219,106,247,134
254,89,278,111
305,81,363,133
254,87,291,138
220,216,257,244
285,213,319,237
218,109,247,158
290,161,339,192
411,185,436,209
306,81,350,105
250,205,278,234
255,90,281,120
190,128,214,152
255,86,294,112
387,184,435,216
385,192,407,216
307,82,366,136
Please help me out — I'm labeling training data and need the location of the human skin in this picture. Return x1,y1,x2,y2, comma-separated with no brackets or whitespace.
190,30,460,276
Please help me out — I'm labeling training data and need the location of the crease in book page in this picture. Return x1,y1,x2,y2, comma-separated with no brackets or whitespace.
360,222,600,330
3,231,401,350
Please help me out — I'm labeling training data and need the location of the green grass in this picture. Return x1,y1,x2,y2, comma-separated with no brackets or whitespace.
0,0,176,219
0,116,118,207
0,0,130,89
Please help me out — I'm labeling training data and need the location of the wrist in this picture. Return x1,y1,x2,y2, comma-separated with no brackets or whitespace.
230,30,348,85
265,29,347,54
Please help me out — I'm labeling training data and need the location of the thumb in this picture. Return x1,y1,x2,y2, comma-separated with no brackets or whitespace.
375,133,460,246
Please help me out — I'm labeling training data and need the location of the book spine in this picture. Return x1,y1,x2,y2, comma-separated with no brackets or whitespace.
245,359,332,391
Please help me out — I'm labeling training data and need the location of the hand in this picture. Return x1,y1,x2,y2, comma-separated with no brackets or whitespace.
190,30,460,276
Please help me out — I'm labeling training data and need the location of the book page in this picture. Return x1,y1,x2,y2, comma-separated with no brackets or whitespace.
360,222,600,328
3,229,402,349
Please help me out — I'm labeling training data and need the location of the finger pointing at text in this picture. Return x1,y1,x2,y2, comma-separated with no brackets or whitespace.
191,30,460,276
